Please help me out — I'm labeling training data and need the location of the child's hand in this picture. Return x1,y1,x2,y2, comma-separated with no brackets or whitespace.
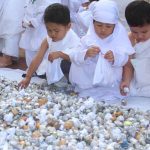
104,50,114,62
85,46,100,59
18,77,31,89
29,21,34,28
120,81,130,96
48,52,60,62
22,21,29,28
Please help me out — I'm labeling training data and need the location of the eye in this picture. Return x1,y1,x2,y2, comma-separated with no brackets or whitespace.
97,24,102,27
48,30,52,33
106,26,111,28
132,31,138,34
142,31,147,34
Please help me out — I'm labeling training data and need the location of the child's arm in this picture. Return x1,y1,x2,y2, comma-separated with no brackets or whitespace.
48,51,70,62
120,55,134,95
18,38,49,89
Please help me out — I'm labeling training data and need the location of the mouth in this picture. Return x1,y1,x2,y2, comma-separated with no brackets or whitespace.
100,34,107,38
52,38,57,41
137,38,146,42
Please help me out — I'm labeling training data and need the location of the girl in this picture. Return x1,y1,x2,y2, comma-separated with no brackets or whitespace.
69,0,135,101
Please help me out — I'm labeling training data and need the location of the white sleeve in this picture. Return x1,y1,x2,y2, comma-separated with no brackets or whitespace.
69,40,88,65
113,49,129,67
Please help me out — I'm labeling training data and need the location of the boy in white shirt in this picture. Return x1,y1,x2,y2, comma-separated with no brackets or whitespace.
19,3,80,89
120,1,150,97
19,0,61,76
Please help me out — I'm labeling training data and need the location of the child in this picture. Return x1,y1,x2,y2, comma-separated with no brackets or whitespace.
120,1,150,97
19,0,61,76
0,0,25,67
19,3,80,89
69,0,134,101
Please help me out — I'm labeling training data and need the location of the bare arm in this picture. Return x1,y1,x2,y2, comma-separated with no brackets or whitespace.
26,38,48,78
120,55,134,95
18,38,48,88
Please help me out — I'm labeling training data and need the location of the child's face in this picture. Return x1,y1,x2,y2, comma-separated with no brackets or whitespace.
45,22,71,42
93,21,115,39
130,24,150,42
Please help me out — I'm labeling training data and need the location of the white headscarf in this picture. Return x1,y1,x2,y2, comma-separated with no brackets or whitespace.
92,0,119,24
81,0,89,3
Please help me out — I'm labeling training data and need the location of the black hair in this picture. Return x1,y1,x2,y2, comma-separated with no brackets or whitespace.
89,0,99,2
44,3,70,25
125,0,150,27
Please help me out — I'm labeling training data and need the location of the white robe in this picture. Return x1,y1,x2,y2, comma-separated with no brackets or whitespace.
69,22,135,101
0,0,6,18
0,0,25,57
0,0,25,37
76,2,95,37
62,0,88,37
19,0,53,51
46,29,80,84
130,39,150,97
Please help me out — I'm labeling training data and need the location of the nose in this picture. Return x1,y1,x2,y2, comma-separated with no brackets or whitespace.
101,27,106,32
51,32,55,37
49,31,56,38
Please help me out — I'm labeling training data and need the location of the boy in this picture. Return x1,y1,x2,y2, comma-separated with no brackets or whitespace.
19,0,61,76
19,3,80,89
69,0,134,101
120,1,150,97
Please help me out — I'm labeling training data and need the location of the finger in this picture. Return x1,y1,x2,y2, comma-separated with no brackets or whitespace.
19,84,24,90
107,50,112,54
120,90,127,96
105,54,113,60
120,85,128,95
91,47,100,52
48,56,53,62
107,58,114,62
94,49,100,53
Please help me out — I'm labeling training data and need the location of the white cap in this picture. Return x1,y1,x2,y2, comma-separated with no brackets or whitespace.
92,0,119,24
81,0,89,3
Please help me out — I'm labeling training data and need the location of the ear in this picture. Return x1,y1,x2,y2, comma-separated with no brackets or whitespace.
66,23,71,30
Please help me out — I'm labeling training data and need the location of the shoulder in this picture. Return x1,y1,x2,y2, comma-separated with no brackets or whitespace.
68,29,80,41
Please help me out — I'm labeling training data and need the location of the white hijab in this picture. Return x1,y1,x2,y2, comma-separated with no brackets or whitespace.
81,0,89,3
82,0,134,87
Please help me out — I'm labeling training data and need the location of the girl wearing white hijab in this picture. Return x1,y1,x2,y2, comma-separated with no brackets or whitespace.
69,0,135,102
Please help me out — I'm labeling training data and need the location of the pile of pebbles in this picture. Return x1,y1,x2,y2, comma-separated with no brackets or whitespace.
0,76,150,150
